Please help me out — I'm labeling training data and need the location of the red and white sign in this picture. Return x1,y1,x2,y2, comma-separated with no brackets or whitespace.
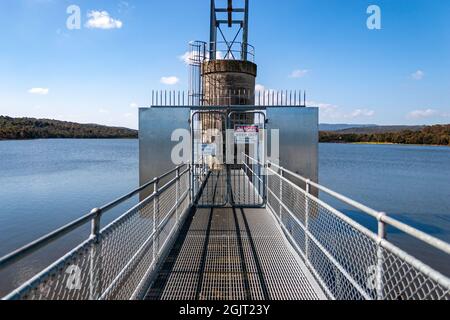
234,125,259,144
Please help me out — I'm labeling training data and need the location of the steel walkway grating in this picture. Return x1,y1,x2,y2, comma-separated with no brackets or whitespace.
145,207,325,300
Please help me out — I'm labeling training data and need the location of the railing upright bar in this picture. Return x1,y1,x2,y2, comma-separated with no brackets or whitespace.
89,208,102,300
305,180,311,262
376,212,387,300
153,178,159,263
279,168,283,219
176,167,180,224
90,208,101,239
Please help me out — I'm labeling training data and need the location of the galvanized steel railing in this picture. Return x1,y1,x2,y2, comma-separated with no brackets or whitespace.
188,40,256,64
253,156,450,300
0,165,192,300
2,157,450,300
150,89,307,107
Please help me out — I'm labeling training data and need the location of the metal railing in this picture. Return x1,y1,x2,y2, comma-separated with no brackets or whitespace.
208,41,255,63
247,155,450,300
0,165,192,300
188,40,255,64
150,89,307,107
2,156,450,300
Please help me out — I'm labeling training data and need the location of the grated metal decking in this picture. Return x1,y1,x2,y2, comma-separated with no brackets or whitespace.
145,206,326,300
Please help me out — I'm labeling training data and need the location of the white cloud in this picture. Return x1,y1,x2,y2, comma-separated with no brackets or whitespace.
411,70,425,80
124,112,133,118
118,1,134,14
309,101,340,119
179,52,193,65
407,109,438,119
130,102,138,108
255,84,266,92
349,109,375,118
160,76,180,85
289,69,309,78
308,101,375,121
85,11,123,29
254,87,375,120
178,50,224,65
216,51,225,60
98,108,109,114
28,88,49,95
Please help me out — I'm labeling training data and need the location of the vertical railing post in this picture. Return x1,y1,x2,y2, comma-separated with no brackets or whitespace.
153,178,160,263
176,166,180,224
265,163,270,207
89,208,102,300
190,163,194,206
262,162,266,204
279,168,283,219
376,212,387,300
305,180,311,261
188,164,193,205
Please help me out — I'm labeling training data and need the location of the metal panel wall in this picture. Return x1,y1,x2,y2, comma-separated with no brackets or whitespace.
267,107,319,189
139,107,190,195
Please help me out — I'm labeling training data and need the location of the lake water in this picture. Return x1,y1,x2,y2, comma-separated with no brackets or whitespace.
0,140,449,296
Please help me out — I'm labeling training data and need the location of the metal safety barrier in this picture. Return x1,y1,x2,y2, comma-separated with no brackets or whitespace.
240,154,450,300
2,157,450,300
0,165,192,300
150,89,307,107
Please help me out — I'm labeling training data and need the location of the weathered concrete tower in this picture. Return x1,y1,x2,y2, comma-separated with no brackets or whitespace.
201,0,257,106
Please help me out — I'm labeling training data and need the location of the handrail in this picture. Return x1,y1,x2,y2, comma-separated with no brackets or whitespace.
264,164,450,289
264,159,450,256
240,154,450,299
0,164,187,270
267,160,380,218
244,155,450,256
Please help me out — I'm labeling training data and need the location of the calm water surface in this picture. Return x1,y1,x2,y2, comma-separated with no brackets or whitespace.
0,140,449,295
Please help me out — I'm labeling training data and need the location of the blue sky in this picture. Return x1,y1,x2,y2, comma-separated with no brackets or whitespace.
0,0,449,129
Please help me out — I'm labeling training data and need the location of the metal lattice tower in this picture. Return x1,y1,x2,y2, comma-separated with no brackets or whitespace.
201,0,257,106
209,0,250,61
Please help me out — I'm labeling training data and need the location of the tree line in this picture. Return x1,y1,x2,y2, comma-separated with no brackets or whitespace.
0,116,138,140
320,124,450,146
2,116,449,146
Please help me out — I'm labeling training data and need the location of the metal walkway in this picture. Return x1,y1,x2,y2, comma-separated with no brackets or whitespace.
146,207,325,300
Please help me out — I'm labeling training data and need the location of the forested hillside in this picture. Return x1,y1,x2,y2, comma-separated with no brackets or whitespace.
0,116,137,140
320,125,450,146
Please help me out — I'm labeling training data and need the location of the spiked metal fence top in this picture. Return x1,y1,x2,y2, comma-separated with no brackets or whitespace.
150,89,307,107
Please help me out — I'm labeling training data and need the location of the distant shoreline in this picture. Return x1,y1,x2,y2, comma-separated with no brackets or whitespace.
320,124,450,147
2,139,449,149
322,142,450,148
0,137,138,142
2,116,449,147
0,116,137,140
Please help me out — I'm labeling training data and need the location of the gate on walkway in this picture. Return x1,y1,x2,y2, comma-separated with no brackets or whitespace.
192,109,266,208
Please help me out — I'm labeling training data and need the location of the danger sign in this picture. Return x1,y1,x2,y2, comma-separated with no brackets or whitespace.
234,125,259,144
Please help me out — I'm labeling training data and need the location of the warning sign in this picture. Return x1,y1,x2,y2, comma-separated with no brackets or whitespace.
201,144,216,156
234,125,259,144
